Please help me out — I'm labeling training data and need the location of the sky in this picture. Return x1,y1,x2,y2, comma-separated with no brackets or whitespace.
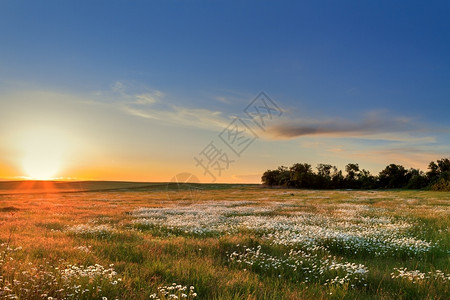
0,0,449,183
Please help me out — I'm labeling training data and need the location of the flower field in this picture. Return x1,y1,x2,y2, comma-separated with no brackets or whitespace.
0,184,449,299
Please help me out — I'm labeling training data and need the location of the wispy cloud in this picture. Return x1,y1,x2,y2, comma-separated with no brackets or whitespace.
106,81,235,131
123,104,231,131
106,83,448,146
135,92,163,105
103,81,166,105
111,81,126,94
215,96,231,104
264,111,434,140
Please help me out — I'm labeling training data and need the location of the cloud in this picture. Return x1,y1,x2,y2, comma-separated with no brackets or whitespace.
111,81,126,94
108,81,165,105
108,83,447,147
123,104,232,131
265,111,428,140
215,96,231,104
96,81,234,131
135,92,163,105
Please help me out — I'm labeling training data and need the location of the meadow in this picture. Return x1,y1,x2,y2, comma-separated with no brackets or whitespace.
0,182,448,299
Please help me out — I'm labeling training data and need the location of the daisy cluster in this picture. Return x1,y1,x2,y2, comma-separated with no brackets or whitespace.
60,264,118,281
131,201,435,258
228,245,368,287
0,244,121,299
131,201,274,236
149,283,197,300
67,224,115,238
253,213,433,258
391,267,450,283
74,245,91,253
60,263,122,294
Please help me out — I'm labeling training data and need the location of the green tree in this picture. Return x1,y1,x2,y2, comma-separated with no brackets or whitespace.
358,169,376,189
426,161,440,182
345,163,360,188
290,163,314,188
378,164,408,188
406,169,429,189
315,164,336,189
261,169,280,187
331,169,344,188
276,166,291,187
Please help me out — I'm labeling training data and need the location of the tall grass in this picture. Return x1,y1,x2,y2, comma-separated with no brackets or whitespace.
0,188,448,299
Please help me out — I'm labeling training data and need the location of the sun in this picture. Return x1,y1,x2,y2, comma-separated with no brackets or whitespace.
21,129,65,180
23,151,61,180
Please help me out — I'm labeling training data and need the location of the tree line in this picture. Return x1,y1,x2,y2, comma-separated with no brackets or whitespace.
261,158,450,191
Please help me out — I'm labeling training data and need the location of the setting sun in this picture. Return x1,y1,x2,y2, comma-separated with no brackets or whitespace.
23,151,60,180
21,129,65,180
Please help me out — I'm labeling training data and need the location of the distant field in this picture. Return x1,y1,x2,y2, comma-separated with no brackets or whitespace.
0,182,449,299
0,181,172,194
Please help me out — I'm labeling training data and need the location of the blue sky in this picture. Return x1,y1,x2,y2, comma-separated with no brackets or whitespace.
0,1,449,182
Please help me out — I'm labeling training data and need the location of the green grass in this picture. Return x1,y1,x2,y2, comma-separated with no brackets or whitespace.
0,186,448,299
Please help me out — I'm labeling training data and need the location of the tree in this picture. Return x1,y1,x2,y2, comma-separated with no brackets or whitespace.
331,170,345,188
345,163,360,188
406,169,429,189
315,164,336,189
261,169,280,187
276,166,291,187
358,169,376,189
290,163,314,188
261,157,449,191
427,161,440,182
437,158,450,173
345,163,360,180
426,158,450,185
317,164,333,179
378,164,408,188
430,178,450,191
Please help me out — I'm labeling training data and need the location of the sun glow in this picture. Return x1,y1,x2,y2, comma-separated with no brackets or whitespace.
23,151,60,180
21,129,65,180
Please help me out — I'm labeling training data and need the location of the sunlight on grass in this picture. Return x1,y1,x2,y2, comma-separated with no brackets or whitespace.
0,187,448,299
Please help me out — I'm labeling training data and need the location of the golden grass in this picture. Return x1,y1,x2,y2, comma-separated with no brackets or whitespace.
0,185,449,299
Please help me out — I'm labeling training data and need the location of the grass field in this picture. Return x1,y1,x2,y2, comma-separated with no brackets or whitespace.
0,182,449,299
